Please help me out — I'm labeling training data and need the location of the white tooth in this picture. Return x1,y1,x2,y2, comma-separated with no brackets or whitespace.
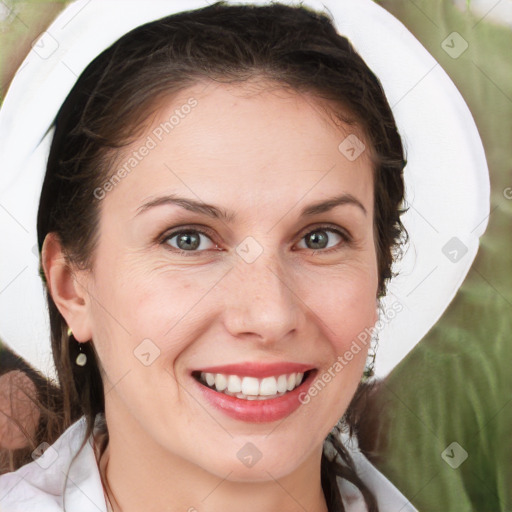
227,375,242,393
215,373,227,391
286,373,296,391
295,372,304,387
276,374,288,393
241,376,260,396
246,395,258,400
260,376,278,395
205,373,215,387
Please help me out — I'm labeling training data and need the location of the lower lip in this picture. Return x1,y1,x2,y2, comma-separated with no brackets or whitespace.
193,370,317,423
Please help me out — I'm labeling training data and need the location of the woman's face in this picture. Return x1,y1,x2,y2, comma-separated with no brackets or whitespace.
78,80,378,480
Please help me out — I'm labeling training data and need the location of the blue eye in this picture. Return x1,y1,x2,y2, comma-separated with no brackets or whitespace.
296,227,351,252
163,228,217,254
161,224,351,256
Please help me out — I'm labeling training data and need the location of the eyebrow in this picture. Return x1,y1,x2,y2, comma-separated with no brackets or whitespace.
135,192,367,221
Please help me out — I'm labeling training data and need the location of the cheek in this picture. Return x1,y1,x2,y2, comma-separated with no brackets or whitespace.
87,259,209,373
300,263,378,352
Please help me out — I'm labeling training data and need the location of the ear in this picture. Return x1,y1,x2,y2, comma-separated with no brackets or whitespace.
41,232,92,342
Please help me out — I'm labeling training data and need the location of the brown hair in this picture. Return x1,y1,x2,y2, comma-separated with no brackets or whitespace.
33,2,408,510
0,344,74,473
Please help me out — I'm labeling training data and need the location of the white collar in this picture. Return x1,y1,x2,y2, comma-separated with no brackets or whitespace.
0,415,416,511
0,416,107,511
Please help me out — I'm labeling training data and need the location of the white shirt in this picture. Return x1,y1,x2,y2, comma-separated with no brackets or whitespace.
0,415,417,511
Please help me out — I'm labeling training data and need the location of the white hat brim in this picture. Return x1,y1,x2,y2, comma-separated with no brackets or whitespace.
0,0,490,380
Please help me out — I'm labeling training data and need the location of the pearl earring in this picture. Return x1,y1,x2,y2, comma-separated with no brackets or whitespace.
68,326,88,367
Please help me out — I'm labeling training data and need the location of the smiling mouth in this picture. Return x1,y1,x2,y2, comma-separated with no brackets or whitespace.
192,370,314,400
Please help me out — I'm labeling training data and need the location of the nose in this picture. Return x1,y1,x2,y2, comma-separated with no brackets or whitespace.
221,249,300,345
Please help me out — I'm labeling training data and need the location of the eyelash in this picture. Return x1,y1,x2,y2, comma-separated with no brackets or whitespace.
159,224,352,257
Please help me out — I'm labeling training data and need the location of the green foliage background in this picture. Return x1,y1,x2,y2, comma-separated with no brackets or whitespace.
370,1,512,510
0,1,510,510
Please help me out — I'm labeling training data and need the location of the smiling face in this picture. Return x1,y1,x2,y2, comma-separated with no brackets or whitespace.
73,79,378,481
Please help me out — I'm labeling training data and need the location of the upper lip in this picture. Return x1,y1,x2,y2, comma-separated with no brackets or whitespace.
192,362,315,378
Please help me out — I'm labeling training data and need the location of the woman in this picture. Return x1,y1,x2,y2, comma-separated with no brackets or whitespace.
0,1,490,511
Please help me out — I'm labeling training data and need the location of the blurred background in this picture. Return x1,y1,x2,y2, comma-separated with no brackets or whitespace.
1,1,511,510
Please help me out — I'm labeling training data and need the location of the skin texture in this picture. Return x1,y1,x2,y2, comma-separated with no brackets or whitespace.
42,80,379,512
4,2,509,510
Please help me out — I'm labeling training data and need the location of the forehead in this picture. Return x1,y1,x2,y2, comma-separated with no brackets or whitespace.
102,80,374,220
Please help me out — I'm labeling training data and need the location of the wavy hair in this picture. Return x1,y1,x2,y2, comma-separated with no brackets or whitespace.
32,2,409,510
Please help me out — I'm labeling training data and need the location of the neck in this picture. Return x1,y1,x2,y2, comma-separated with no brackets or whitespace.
96,406,329,512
